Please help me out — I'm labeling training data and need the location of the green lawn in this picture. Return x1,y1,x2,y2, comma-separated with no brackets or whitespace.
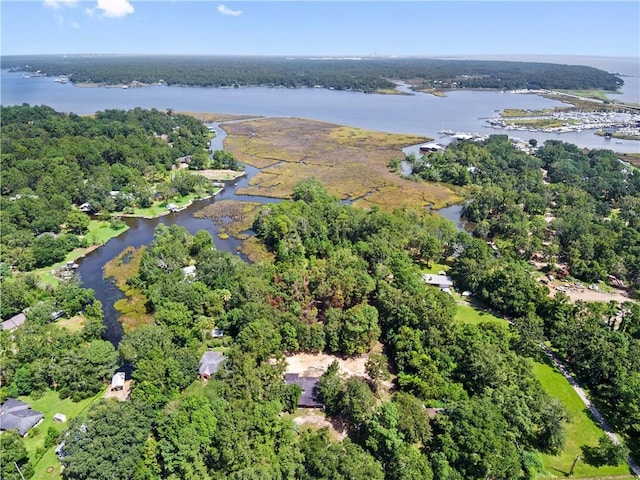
19,389,105,480
421,263,450,275
454,303,506,326
532,360,633,478
85,220,129,245
127,191,218,218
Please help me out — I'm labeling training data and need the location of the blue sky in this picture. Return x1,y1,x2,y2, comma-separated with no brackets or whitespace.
1,1,639,58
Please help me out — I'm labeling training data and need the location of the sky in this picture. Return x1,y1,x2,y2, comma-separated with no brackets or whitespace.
1,1,639,59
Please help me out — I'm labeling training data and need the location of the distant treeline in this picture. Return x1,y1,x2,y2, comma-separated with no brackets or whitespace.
1,55,624,92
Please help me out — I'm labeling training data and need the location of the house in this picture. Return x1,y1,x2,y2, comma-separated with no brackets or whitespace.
1,313,26,331
284,373,323,408
0,398,44,437
419,142,446,153
199,351,225,380
422,274,454,289
176,155,192,165
53,413,67,423
111,372,126,391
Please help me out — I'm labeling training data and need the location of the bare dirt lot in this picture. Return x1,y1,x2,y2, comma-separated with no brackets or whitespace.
285,352,369,379
549,283,633,304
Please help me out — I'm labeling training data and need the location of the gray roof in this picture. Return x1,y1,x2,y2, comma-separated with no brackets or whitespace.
1,313,26,331
199,351,225,376
422,274,454,288
285,374,323,408
0,399,43,436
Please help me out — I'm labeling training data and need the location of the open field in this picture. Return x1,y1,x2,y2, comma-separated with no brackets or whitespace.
57,314,85,333
103,246,153,331
454,303,506,326
222,117,463,210
618,153,640,168
19,389,105,480
177,111,263,123
533,360,633,479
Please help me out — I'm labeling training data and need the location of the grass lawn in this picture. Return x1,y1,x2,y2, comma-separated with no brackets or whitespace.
454,303,506,326
421,263,450,275
532,360,633,478
127,192,210,217
85,220,129,246
19,389,105,480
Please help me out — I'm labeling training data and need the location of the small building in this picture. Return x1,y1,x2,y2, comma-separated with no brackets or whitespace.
1,313,26,331
166,203,179,213
176,155,192,165
78,202,93,213
182,265,197,278
111,372,126,391
53,413,67,423
422,274,454,289
284,373,323,408
211,328,224,338
199,351,225,381
419,142,446,153
0,398,44,437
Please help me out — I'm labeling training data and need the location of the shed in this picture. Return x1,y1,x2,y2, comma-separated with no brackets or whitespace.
53,413,67,423
1,313,26,331
199,351,225,380
284,373,323,408
111,372,126,391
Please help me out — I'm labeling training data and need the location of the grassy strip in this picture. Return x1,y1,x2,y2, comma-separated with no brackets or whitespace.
533,360,632,478
594,131,640,141
125,192,213,218
20,389,105,480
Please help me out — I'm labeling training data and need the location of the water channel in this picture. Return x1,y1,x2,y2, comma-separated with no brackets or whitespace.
3,64,638,345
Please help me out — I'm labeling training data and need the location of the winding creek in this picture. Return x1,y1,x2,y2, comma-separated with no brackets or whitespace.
3,62,638,345
77,124,282,345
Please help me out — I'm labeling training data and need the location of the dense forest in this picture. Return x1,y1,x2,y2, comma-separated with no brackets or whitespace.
2,55,624,92
407,136,640,292
2,180,638,479
1,107,638,479
0,104,232,276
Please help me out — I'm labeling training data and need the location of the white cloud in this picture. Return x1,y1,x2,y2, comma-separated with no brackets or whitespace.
43,0,79,9
96,0,134,18
217,4,242,16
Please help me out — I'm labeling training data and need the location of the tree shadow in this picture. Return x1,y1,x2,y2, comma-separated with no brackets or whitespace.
549,466,570,476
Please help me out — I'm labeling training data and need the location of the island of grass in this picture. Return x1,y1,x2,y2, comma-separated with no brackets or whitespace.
102,246,152,332
222,117,463,210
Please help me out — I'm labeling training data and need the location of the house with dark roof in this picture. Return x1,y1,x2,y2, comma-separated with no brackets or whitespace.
0,398,44,437
284,373,323,408
199,351,225,381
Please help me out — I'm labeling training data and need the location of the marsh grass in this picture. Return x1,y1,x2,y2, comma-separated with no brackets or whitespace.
223,117,461,210
103,246,153,331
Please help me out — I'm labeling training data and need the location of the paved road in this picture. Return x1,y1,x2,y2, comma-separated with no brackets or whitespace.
541,345,640,478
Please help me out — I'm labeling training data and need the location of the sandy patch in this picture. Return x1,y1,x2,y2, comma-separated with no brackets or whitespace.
196,169,246,180
291,409,348,440
549,283,633,304
285,352,369,378
103,380,132,401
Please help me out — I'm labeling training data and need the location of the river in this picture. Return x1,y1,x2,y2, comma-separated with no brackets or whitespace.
2,60,638,344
